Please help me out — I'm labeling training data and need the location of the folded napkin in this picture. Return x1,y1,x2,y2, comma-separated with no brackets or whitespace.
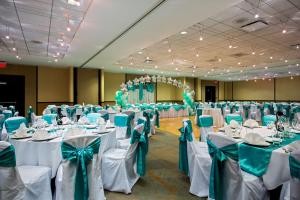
229,120,240,129
78,116,89,125
62,117,71,125
243,132,269,146
32,129,50,140
64,127,85,139
96,117,105,125
33,118,48,128
244,119,259,128
224,126,233,136
13,123,28,137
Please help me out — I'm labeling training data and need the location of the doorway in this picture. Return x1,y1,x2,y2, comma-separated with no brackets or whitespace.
0,75,25,116
205,86,216,102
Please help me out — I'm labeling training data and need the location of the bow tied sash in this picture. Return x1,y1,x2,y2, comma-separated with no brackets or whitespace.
130,129,147,176
207,139,238,200
143,111,153,135
178,121,193,175
126,113,135,137
0,145,16,167
61,138,101,200
155,110,160,128
290,155,300,180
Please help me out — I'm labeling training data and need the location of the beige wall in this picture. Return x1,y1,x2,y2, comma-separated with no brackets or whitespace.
0,64,37,113
233,79,274,100
103,72,125,102
224,82,233,100
77,68,99,104
157,82,176,101
276,76,300,101
219,81,225,101
195,78,202,101
38,67,73,102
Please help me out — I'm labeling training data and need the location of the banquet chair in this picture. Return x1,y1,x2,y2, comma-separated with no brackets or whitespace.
207,133,269,200
102,123,146,194
98,110,109,121
3,110,13,119
195,107,203,126
143,109,156,136
42,114,57,125
198,115,214,142
225,114,243,125
178,119,211,197
55,135,105,200
86,113,102,124
115,113,129,140
0,141,52,200
280,149,300,200
262,115,276,126
117,112,135,149
3,116,27,134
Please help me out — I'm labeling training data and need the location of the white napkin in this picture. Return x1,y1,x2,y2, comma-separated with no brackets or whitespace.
33,118,47,128
243,132,269,146
62,117,71,125
96,117,105,125
32,129,50,140
78,116,89,125
13,123,28,138
64,127,85,139
224,126,233,136
243,119,259,128
229,120,240,129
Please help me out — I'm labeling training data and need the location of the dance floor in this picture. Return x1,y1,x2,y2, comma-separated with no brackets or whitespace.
105,117,205,200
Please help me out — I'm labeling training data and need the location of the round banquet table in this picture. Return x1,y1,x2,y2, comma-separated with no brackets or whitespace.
10,127,117,178
218,126,300,190
202,108,224,128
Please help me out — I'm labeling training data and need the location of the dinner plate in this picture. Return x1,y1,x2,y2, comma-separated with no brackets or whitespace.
93,130,110,134
84,125,97,129
10,135,32,139
31,135,58,141
243,141,271,147
106,126,115,129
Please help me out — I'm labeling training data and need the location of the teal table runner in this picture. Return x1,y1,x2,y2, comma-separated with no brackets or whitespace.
239,134,300,177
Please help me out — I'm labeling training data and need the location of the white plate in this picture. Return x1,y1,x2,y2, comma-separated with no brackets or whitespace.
10,135,32,139
31,135,58,141
243,141,271,147
84,125,97,129
93,130,110,134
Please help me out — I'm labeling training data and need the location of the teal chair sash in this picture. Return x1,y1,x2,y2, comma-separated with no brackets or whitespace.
289,155,300,179
27,106,33,124
0,145,16,167
114,115,128,127
243,105,251,119
101,113,109,121
130,128,147,176
42,114,57,125
225,115,243,124
196,108,203,126
198,115,213,127
262,115,276,126
178,120,193,175
207,139,238,200
66,107,76,119
155,110,160,128
126,113,135,137
3,110,12,120
137,118,149,154
143,111,153,136
61,138,101,200
5,117,27,133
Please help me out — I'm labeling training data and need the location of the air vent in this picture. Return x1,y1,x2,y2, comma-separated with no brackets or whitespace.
229,52,249,58
241,20,268,32
30,40,43,44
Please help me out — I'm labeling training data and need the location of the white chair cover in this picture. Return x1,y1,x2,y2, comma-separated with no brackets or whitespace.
55,135,105,200
207,133,269,200
115,113,128,140
0,141,52,200
101,124,144,194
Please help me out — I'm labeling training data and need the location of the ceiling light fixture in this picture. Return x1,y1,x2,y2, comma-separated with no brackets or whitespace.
270,56,273,59
252,51,255,55
218,58,222,62
66,26,71,32
196,54,199,57
265,66,268,69
282,29,287,34
12,47,16,51
296,64,299,67
60,42,64,47
5,35,10,40
285,60,288,63
180,31,187,35
168,48,172,53
229,45,232,49
252,64,256,68
138,51,143,54
254,14,259,19
154,65,158,69
54,59,58,62
56,52,60,56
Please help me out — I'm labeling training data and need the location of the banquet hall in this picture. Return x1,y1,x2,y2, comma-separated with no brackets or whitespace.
0,0,300,199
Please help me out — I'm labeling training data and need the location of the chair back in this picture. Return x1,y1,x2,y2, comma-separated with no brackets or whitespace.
0,141,25,199
4,117,27,134
262,115,276,126
86,113,101,124
42,114,57,125
114,114,128,139
60,135,104,200
225,114,243,125
198,115,213,142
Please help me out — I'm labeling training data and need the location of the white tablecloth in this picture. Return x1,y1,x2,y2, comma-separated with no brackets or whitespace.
203,108,224,128
10,128,117,178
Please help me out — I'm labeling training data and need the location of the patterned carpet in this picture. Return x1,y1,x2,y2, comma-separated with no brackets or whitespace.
105,118,206,200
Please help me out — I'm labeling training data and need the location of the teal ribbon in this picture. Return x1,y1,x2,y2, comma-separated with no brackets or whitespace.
42,114,57,125
139,83,144,101
196,108,203,126
101,113,109,121
156,104,164,111
145,83,155,93
225,115,243,124
239,134,300,177
61,138,101,200
137,118,149,154
178,120,193,175
0,145,16,167
207,139,238,200
143,111,153,136
289,155,300,179
259,105,264,121
243,105,250,119
66,107,76,119
126,113,135,138
198,116,213,127
130,129,147,176
262,115,276,126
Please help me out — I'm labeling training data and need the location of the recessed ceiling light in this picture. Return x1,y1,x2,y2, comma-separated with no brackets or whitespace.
180,31,187,35
254,14,259,19
226,69,230,73
199,36,203,41
296,64,299,66
252,64,256,67
288,71,291,74
12,47,16,51
238,62,241,65
130,62,133,65
171,62,174,65
262,78,265,80
192,70,195,73
264,66,268,69
175,68,178,71
54,59,58,62
252,51,255,55
296,45,299,49
60,42,64,47
269,56,273,59
229,45,232,49
196,54,199,57
56,52,60,56
218,58,222,62
193,66,196,69
285,60,288,63
16,55,19,59
146,56,150,60
138,51,143,54
5,35,10,40
66,26,71,32
154,65,158,69
207,71,210,74
254,79,257,82
282,29,287,34
240,70,243,73
168,49,172,53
